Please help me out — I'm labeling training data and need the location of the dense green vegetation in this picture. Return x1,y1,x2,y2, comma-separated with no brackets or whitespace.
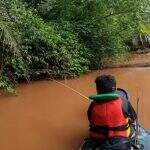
141,7,150,33
0,0,149,92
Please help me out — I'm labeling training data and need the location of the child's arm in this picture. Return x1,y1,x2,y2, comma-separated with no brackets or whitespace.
87,102,94,122
122,99,137,122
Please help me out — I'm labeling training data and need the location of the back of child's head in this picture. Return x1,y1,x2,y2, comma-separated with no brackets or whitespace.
95,75,116,94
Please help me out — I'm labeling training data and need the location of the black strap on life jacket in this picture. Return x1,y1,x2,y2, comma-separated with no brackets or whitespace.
90,123,129,133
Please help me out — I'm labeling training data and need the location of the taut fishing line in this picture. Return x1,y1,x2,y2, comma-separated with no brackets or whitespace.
52,79,89,102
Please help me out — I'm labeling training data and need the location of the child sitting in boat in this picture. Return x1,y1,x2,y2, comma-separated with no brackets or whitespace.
81,75,137,150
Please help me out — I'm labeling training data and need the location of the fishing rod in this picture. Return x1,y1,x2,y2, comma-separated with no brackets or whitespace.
29,68,89,102
53,80,89,100
52,79,89,102
134,87,141,148
135,97,140,145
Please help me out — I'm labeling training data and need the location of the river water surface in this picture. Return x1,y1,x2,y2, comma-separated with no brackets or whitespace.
0,67,150,150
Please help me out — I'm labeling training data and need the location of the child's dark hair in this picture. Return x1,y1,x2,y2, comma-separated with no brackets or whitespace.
95,75,116,93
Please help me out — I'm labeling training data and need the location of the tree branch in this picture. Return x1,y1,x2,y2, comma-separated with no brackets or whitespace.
102,9,135,19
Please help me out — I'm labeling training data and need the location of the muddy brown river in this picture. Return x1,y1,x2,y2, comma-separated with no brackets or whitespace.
0,67,150,150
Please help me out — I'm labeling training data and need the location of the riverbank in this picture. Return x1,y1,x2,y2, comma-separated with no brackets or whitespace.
103,52,150,68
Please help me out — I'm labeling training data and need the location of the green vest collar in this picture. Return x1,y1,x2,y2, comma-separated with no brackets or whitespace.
89,92,119,101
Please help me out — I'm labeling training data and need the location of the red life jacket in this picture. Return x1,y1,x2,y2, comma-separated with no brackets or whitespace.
88,96,129,142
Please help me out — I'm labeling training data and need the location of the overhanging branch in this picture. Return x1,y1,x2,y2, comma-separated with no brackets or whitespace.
102,9,135,19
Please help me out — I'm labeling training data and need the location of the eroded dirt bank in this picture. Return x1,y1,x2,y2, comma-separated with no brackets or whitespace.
0,64,150,150
104,53,150,68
